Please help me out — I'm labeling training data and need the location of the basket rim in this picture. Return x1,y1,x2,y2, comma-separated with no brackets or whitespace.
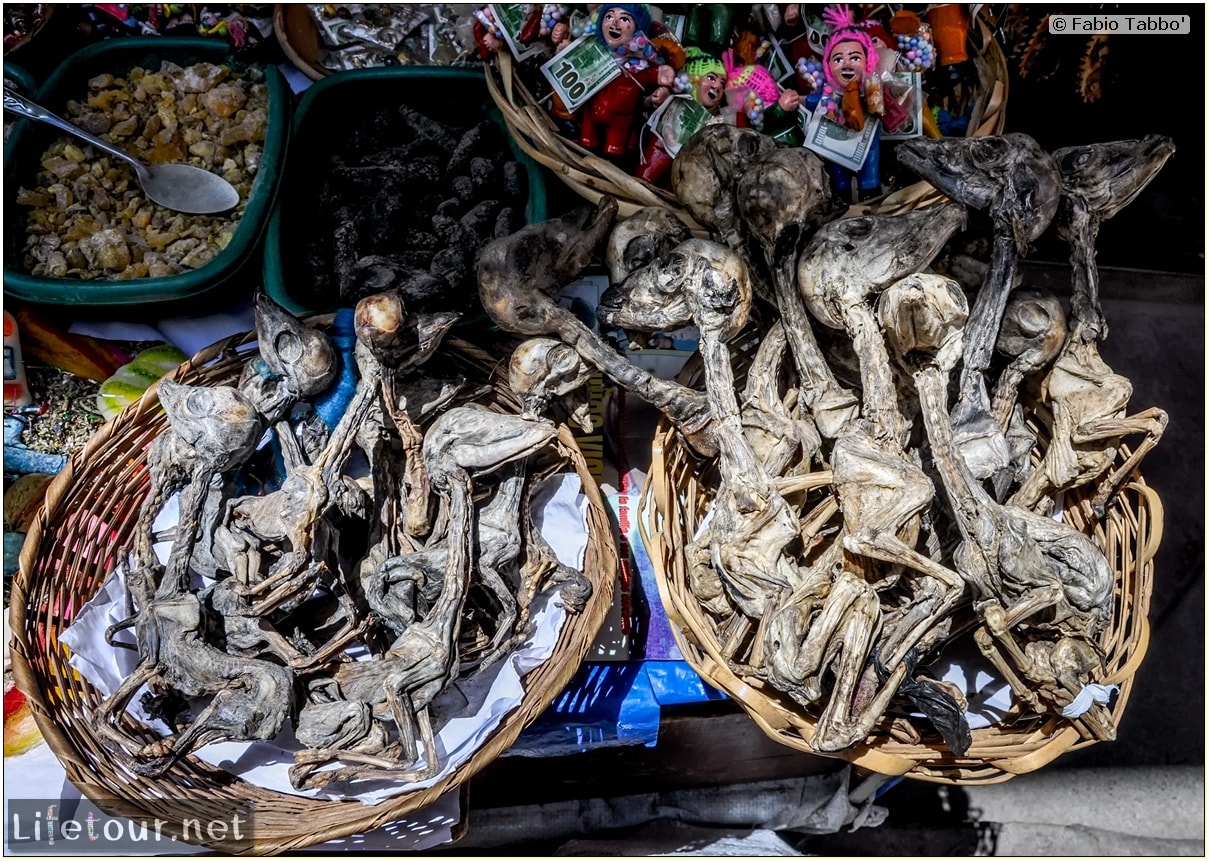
9,324,618,853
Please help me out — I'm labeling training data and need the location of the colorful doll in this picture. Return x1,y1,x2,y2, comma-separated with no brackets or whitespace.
723,51,805,146
579,4,677,158
636,48,729,185
807,4,901,201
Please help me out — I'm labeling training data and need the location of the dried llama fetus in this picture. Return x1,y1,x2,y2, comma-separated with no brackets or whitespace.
896,134,1061,480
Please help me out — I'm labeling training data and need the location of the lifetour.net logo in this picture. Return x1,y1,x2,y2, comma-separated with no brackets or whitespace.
5,797,255,854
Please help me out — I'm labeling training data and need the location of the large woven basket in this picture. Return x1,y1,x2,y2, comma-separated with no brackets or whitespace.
9,325,617,853
639,339,1161,785
484,9,1008,229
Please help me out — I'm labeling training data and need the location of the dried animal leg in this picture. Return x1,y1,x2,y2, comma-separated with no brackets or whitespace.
1008,335,1168,515
739,321,821,475
896,134,1061,479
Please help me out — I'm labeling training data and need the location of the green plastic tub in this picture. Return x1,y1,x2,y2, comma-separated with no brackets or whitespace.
3,37,289,306
3,63,36,94
262,66,546,315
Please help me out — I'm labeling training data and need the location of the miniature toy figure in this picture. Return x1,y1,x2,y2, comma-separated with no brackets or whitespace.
636,48,729,186
806,4,907,201
580,4,677,158
723,50,805,146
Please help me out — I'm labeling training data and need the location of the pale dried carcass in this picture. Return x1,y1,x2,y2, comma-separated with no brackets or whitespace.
93,588,293,778
734,147,858,441
1009,137,1174,515
880,273,1117,737
290,407,559,789
124,381,263,613
356,290,461,538
895,134,1061,480
479,198,717,456
990,289,1066,497
1053,135,1175,341
671,124,778,248
797,203,966,447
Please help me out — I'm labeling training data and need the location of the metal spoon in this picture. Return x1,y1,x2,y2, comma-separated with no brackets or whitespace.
4,87,241,215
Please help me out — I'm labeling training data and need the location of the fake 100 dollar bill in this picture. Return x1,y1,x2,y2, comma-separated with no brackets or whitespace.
490,4,545,61
541,33,623,112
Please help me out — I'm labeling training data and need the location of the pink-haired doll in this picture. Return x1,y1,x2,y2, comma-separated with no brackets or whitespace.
807,4,906,200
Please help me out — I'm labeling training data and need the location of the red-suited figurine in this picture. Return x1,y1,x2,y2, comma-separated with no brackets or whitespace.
580,5,676,157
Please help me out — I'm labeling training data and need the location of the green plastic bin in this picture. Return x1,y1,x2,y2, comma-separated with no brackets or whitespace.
262,65,546,315
3,37,290,306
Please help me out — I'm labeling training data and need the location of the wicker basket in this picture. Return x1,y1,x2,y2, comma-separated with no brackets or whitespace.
484,9,1008,229
8,326,617,853
639,340,1162,785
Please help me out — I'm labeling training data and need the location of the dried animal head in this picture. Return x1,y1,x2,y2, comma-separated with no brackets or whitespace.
877,273,969,373
895,134,1060,254
604,206,693,285
479,198,618,335
996,289,1066,372
674,238,753,341
799,203,966,331
254,291,337,399
1052,135,1174,340
671,124,778,245
423,406,557,489
508,337,594,430
734,147,834,248
597,243,695,332
1053,135,1175,228
157,379,263,470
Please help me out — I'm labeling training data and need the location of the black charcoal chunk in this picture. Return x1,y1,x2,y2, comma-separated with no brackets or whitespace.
430,246,470,294
435,197,465,219
460,199,500,239
501,160,525,201
446,121,491,176
469,156,497,193
431,214,476,249
493,206,523,239
397,104,459,151
405,230,441,253
347,255,447,308
450,174,474,201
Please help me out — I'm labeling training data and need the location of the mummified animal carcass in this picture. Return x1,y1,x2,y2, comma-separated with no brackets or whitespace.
89,289,596,785
589,133,1168,760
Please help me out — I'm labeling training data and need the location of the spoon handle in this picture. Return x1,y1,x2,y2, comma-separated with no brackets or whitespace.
3,86,144,171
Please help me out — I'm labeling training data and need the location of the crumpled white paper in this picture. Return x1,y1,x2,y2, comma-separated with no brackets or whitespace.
1060,682,1118,718
59,471,589,817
